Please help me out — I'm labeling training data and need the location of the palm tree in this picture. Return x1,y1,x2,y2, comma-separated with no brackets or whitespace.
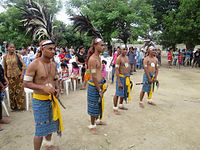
19,0,55,41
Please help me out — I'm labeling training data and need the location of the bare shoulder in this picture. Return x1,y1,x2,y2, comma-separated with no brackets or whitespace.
154,56,158,62
27,59,40,70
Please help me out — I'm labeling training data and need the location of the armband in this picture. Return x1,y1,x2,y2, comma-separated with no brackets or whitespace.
144,65,147,68
23,75,33,81
115,64,119,68
91,69,96,73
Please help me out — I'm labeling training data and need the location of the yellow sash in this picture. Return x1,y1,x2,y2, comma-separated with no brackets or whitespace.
148,76,154,99
33,93,64,133
88,81,107,118
119,74,132,102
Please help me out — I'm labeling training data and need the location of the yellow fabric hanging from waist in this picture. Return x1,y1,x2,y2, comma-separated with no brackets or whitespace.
119,74,132,102
33,93,64,133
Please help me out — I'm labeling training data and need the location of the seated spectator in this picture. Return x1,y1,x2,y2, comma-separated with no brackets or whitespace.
59,63,69,94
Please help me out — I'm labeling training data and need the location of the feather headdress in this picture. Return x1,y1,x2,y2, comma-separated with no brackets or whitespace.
19,1,54,41
70,14,102,39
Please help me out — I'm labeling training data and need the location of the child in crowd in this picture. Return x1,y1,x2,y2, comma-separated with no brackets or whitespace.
59,63,69,93
101,60,107,79
70,62,80,88
167,49,173,68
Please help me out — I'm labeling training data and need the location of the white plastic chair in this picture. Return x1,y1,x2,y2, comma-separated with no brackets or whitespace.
24,88,33,111
2,101,9,116
5,87,10,108
63,78,72,95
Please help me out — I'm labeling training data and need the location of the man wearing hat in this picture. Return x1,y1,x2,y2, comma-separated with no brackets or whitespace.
139,46,159,108
24,40,63,150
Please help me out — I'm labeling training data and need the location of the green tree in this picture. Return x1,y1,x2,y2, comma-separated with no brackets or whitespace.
159,0,200,49
0,6,32,48
68,0,155,50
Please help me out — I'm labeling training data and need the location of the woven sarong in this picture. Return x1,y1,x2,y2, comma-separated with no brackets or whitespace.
32,98,59,136
142,72,155,93
87,79,106,117
115,74,130,101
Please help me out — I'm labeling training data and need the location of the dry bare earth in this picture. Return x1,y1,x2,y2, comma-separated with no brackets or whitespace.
0,57,200,150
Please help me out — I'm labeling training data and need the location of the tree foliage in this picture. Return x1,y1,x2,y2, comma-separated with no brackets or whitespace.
0,6,32,48
68,0,156,46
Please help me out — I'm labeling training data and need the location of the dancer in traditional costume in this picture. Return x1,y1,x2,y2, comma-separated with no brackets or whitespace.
139,46,159,108
113,46,131,115
87,38,107,134
24,40,63,150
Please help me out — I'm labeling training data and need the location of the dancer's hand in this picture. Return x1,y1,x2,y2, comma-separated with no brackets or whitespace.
55,89,60,98
42,86,55,95
148,78,153,84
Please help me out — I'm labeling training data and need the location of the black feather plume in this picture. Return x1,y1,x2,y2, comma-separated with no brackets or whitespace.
70,14,102,39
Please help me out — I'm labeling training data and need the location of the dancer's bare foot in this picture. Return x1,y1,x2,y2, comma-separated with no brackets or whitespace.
119,106,128,110
88,125,97,134
96,120,106,125
148,101,156,106
139,102,144,108
113,109,121,115
44,145,60,150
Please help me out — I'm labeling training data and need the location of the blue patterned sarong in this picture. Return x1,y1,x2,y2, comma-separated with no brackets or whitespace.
87,79,106,117
115,74,130,101
142,72,155,93
32,98,59,136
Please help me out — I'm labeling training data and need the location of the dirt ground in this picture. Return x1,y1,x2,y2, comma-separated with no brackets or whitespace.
0,56,200,150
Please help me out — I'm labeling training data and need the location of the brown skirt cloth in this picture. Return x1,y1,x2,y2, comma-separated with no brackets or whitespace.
8,76,25,110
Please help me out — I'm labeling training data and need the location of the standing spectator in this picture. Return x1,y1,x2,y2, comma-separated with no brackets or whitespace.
28,47,35,62
178,50,182,69
127,47,135,74
185,49,191,66
3,43,26,111
182,49,186,66
192,49,200,68
167,49,173,68
69,46,75,56
173,49,179,66
157,48,162,66
76,46,86,83
64,49,72,64
76,46,86,65
0,63,9,131
110,46,121,83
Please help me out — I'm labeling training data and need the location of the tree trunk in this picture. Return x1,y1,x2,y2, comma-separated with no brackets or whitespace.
186,43,195,51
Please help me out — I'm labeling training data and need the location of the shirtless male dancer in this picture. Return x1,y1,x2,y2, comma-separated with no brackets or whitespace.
139,46,159,108
87,38,106,133
24,40,63,150
113,46,131,114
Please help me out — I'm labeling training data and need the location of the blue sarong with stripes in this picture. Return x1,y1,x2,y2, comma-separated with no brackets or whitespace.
32,98,59,136
142,72,155,92
115,74,130,101
87,79,106,117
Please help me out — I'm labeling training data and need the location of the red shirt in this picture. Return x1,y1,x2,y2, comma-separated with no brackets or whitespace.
58,53,65,61
167,52,172,61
